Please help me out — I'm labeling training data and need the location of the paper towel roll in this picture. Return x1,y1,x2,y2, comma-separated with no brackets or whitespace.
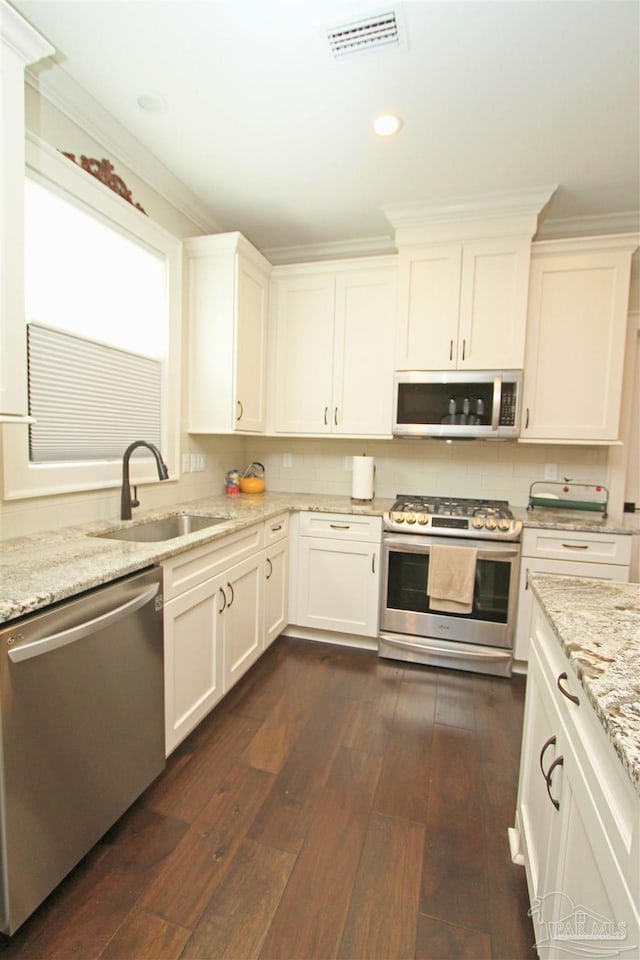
352,456,375,501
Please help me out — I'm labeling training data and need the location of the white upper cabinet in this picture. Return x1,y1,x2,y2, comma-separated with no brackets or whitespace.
186,232,270,434
273,258,397,436
0,3,53,419
396,236,531,370
521,237,638,443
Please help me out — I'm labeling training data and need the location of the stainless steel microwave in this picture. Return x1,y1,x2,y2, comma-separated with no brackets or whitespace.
393,371,522,439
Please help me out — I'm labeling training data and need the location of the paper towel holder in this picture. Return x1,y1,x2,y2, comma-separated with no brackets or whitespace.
351,454,375,503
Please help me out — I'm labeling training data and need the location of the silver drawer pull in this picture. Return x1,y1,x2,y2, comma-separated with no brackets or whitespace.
330,523,350,530
561,543,589,550
271,524,282,532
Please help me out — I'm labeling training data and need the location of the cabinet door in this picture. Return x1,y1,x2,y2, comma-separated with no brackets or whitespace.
274,274,335,433
333,267,396,436
516,641,564,916
458,237,529,369
163,574,225,755
235,253,268,432
522,249,631,441
296,536,380,637
540,749,639,960
264,539,289,647
223,552,264,692
396,245,462,369
514,556,629,662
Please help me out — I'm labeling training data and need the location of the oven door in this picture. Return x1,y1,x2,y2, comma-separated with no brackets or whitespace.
380,533,520,651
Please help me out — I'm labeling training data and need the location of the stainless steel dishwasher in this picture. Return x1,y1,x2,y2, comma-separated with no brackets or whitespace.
0,565,165,935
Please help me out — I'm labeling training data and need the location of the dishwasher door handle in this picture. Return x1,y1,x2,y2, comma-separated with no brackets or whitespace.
8,581,160,663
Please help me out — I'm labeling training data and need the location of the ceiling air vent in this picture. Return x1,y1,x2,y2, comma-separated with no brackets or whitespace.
327,11,401,59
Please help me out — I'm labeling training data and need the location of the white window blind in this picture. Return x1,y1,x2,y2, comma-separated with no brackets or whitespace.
28,323,161,463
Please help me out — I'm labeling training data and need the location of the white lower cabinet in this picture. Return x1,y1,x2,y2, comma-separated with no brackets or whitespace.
220,551,264,693
264,514,289,648
162,523,265,754
163,572,225,756
513,600,639,959
293,512,381,638
514,528,631,662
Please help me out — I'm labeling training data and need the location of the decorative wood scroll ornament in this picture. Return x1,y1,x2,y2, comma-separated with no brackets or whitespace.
61,153,147,214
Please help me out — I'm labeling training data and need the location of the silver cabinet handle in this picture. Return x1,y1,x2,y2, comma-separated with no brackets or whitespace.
8,581,160,663
449,339,454,362
371,553,376,574
236,400,243,422
561,543,589,551
218,587,227,614
324,406,329,426
226,581,235,607
462,338,466,361
266,557,273,580
330,523,351,530
525,408,530,429
271,523,282,533
334,407,338,426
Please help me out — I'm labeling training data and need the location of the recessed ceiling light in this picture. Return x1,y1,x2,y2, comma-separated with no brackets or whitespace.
136,92,168,114
373,113,403,136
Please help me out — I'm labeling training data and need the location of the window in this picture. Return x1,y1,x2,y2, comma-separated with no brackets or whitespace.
25,176,164,463
2,137,181,500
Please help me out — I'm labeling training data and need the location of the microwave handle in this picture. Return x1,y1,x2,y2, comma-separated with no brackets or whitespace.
491,377,501,431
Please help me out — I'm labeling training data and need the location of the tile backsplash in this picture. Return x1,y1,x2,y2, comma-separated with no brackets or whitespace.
0,432,611,540
245,437,610,507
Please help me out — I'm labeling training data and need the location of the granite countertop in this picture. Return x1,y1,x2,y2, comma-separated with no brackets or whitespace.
515,504,640,536
1,491,637,626
0,492,393,625
528,572,640,797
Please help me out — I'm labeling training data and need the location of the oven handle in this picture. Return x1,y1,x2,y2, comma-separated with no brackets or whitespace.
380,634,511,662
382,535,520,561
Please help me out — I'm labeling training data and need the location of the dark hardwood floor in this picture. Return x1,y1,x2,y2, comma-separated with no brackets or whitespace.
1,637,537,960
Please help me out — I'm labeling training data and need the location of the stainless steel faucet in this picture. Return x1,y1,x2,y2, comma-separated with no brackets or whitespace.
121,440,169,520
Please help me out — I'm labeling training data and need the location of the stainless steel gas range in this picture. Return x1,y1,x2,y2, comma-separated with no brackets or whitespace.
379,495,522,677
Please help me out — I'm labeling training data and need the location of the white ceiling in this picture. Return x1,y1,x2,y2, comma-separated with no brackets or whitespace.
12,0,640,261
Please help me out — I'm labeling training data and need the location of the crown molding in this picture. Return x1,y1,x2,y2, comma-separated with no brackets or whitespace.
0,0,53,65
536,210,640,240
25,65,221,235
263,234,396,265
382,186,558,230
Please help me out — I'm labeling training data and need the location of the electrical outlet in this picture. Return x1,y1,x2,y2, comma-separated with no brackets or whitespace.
190,453,205,472
544,463,558,481
181,453,190,473
283,453,292,468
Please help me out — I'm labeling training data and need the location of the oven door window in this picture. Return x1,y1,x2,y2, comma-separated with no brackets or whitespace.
387,549,511,623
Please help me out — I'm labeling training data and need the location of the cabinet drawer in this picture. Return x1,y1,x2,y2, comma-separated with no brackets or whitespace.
162,523,264,599
522,528,632,566
298,511,382,541
264,513,289,546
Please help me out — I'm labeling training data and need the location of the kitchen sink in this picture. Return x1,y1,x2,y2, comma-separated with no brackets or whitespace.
94,514,229,542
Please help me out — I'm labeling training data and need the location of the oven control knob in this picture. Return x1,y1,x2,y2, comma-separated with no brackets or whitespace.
498,518,512,532
392,512,405,524
485,517,498,530
471,517,485,529
406,513,417,524
417,513,428,525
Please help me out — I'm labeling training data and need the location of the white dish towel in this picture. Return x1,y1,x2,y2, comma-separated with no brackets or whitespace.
427,544,478,614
